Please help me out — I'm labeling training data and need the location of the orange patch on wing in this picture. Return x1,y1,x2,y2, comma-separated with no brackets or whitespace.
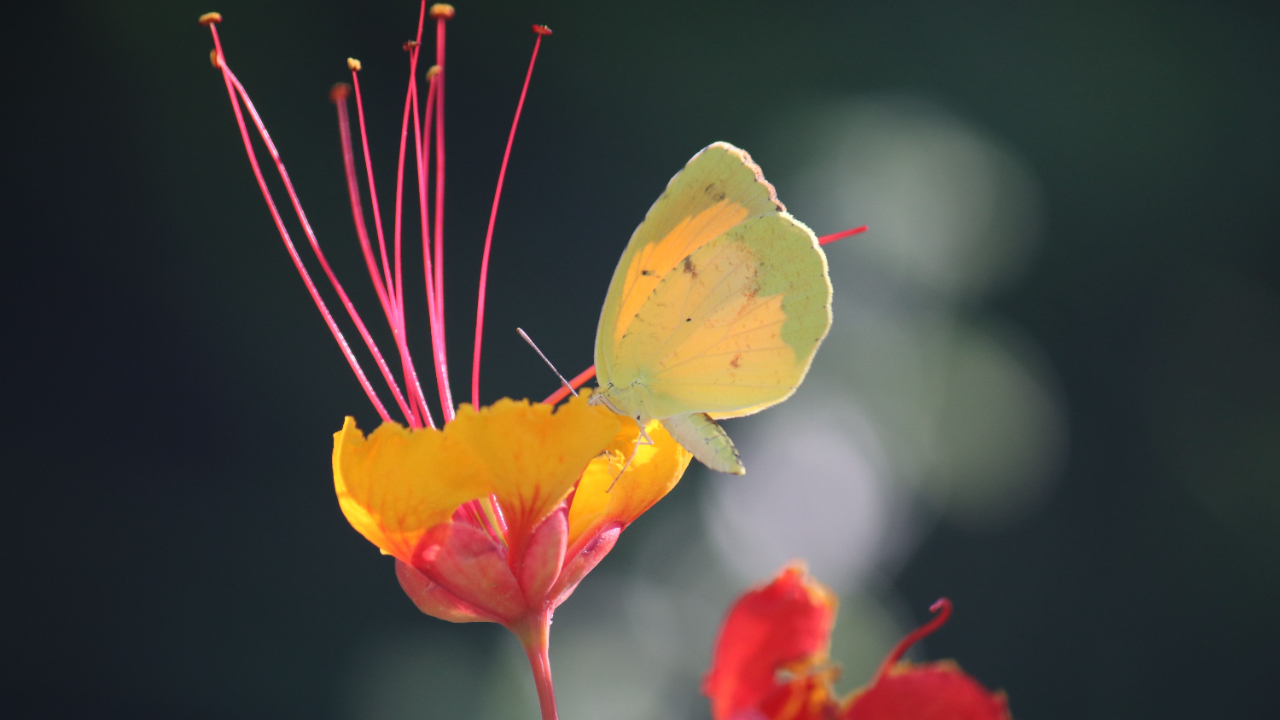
613,200,750,343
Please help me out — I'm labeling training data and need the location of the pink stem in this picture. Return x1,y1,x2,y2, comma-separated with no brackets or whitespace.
208,26,392,423
512,613,558,720
542,366,595,405
818,225,868,246
472,27,550,408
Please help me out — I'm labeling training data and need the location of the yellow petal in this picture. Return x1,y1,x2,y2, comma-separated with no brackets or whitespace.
446,394,620,551
332,417,487,562
568,418,693,546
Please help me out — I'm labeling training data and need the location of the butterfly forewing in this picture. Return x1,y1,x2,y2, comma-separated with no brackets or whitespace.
614,212,830,420
593,141,834,473
595,142,784,386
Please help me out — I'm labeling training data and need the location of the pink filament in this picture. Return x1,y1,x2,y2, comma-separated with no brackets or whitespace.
818,225,868,246
349,73,397,322
349,69,434,428
385,6,434,426
335,86,428,428
472,29,549,408
875,597,953,681
431,14,453,419
414,73,453,419
207,25,393,423
334,94,394,327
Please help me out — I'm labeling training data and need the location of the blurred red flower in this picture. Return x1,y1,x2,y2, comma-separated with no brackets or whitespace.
704,563,1012,720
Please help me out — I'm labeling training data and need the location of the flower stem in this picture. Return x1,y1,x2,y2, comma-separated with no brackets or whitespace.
513,612,558,720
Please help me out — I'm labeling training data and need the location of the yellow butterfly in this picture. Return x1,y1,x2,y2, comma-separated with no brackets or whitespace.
593,142,833,474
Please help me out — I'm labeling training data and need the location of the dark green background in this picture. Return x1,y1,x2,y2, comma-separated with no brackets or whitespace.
4,1,1279,718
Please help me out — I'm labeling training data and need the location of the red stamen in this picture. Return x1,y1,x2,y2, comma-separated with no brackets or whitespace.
207,23,394,423
415,70,453,418
543,366,596,405
471,26,551,408
349,68,398,320
383,4,435,425
332,83,395,323
432,8,448,386
874,597,953,681
431,9,452,418
334,89,434,428
818,225,868,246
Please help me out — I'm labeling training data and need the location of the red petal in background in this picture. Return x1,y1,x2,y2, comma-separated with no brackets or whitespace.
841,661,1011,720
703,562,838,720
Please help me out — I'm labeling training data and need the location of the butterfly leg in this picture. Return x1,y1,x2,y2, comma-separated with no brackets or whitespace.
607,423,655,493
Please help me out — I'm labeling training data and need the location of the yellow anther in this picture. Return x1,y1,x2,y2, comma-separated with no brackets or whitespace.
426,65,442,80
347,57,362,71
198,12,222,26
209,49,221,68
429,4,455,20
330,83,351,103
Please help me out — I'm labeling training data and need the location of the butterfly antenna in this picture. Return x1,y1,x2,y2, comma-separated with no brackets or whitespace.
517,328,578,398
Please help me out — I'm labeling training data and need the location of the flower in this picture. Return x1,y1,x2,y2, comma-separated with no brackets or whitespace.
704,564,1013,720
201,4,691,718
335,394,691,631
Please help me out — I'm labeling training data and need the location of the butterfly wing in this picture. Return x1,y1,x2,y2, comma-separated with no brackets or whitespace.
595,142,785,391
595,142,833,423
611,212,831,420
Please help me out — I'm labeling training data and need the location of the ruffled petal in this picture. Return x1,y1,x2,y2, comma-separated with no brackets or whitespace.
447,394,619,556
333,417,488,562
567,418,692,547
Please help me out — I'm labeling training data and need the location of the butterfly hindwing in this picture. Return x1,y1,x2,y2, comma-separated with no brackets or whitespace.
661,412,744,475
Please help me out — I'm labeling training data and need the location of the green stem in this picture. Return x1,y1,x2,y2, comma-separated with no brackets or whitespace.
512,612,557,720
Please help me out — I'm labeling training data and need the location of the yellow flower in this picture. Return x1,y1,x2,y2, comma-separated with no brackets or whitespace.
333,392,691,626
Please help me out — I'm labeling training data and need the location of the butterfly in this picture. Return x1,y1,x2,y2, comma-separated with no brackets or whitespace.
593,142,833,474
